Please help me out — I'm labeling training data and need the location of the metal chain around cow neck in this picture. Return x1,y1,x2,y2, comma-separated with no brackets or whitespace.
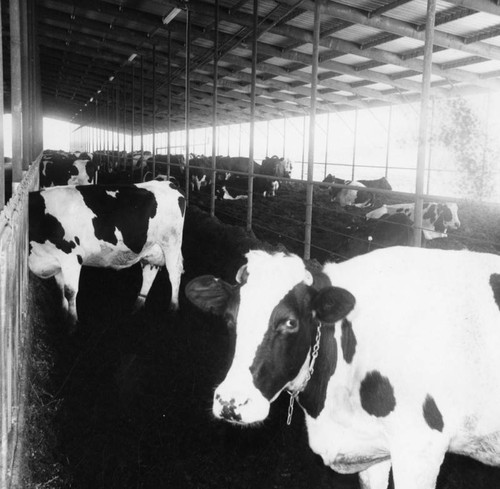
286,321,323,426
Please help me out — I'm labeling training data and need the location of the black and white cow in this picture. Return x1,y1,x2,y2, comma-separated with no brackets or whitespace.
323,175,392,207
29,180,185,328
186,247,500,489
260,155,292,179
366,202,460,240
40,150,96,188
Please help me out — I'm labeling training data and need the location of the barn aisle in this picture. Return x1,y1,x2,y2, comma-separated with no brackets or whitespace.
25,206,500,489
25,206,358,489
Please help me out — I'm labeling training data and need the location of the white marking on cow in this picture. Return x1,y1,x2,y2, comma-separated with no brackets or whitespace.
332,181,366,207
106,190,119,198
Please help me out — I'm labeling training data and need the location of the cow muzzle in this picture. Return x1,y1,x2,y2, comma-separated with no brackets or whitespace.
213,385,270,425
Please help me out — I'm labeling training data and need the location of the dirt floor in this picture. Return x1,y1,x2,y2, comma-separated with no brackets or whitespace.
23,185,500,489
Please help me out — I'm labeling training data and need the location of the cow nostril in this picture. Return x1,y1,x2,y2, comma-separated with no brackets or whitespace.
219,398,242,422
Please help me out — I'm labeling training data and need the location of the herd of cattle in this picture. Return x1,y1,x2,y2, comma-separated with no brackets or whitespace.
20,149,500,489
26,149,465,327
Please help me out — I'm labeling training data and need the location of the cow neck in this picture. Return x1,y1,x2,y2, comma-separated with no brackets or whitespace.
286,318,324,425
286,317,338,424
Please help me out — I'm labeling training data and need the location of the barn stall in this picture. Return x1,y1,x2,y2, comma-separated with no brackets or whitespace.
1,0,500,488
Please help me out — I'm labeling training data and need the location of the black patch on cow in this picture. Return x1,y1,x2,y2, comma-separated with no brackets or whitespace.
77,255,83,265
341,319,356,364
359,371,396,417
423,204,437,224
78,185,157,254
422,394,444,432
74,236,80,246
490,274,500,310
433,204,453,233
29,192,76,254
178,196,186,217
250,284,315,401
299,324,338,419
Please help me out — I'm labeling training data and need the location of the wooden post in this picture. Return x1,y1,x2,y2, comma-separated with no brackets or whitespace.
10,0,23,186
413,0,437,247
246,0,258,232
152,44,156,177
185,8,191,203
304,0,321,260
211,0,219,217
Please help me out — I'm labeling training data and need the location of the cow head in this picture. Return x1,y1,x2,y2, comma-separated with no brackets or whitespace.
185,251,355,425
437,203,460,232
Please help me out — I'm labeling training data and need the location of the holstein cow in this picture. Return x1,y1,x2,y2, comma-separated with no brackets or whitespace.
215,157,281,199
323,175,392,207
366,202,460,240
189,155,212,191
260,155,292,197
141,154,186,189
29,180,185,329
40,150,96,187
186,247,500,489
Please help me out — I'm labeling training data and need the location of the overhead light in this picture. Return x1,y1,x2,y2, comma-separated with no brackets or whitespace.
97,89,102,94
128,53,138,62
90,97,94,102
109,75,115,82
162,7,181,25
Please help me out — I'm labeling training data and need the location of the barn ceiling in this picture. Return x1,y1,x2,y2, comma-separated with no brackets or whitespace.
20,0,500,132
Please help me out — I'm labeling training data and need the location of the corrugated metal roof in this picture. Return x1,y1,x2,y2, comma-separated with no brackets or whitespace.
16,0,500,130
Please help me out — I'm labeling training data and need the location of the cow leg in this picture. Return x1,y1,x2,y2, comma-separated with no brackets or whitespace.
358,460,391,489
390,435,447,489
54,258,82,331
133,263,160,311
162,244,183,311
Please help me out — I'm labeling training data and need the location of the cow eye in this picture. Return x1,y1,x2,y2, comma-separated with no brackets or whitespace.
277,318,299,334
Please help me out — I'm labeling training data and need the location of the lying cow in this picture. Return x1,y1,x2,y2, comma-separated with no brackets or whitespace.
366,202,460,240
323,175,392,207
29,180,185,329
216,174,279,200
186,247,500,489
40,150,96,187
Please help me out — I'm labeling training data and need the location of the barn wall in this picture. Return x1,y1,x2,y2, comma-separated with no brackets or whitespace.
0,160,39,487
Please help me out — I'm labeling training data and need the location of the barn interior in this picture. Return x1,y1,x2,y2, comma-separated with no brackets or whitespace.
1,0,500,488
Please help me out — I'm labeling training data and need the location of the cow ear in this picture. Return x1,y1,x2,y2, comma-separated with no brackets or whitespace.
312,286,355,324
235,264,248,284
185,275,234,315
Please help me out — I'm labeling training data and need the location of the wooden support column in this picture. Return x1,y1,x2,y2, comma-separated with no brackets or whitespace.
246,0,258,232
152,44,156,177
304,0,321,260
140,56,144,181
185,8,191,203
0,0,5,208
385,105,392,178
10,0,23,186
210,0,219,217
21,0,30,167
414,0,437,247
351,109,358,181
167,30,171,178
131,64,135,158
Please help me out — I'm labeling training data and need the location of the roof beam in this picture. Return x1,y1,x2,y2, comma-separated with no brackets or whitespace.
445,0,500,16
278,0,500,61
